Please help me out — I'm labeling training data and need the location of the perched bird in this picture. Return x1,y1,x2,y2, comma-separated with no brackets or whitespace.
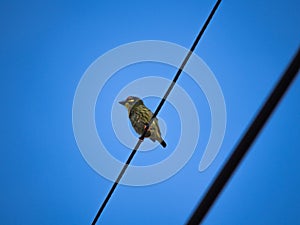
119,96,167,148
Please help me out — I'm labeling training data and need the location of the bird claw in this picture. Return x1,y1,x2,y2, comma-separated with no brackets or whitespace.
144,124,150,131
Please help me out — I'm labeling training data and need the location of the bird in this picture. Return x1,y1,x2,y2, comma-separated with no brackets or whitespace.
119,96,167,148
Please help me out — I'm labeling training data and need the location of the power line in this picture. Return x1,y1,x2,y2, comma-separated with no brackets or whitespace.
91,1,222,224
186,47,300,225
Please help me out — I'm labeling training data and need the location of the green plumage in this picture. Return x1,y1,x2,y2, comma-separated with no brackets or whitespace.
119,96,167,148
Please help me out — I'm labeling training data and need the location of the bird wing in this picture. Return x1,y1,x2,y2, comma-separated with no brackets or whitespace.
129,106,152,137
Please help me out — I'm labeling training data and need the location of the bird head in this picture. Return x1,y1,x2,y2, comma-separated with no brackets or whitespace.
119,96,143,111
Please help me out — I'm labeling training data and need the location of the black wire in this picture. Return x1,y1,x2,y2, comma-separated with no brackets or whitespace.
91,140,142,225
91,1,222,224
186,47,300,225
151,0,222,121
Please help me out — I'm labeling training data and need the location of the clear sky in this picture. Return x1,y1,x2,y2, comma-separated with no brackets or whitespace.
1,0,299,225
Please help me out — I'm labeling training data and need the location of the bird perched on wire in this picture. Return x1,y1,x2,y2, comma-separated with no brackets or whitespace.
119,96,167,148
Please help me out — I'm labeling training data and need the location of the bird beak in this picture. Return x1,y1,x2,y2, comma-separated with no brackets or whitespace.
119,100,126,105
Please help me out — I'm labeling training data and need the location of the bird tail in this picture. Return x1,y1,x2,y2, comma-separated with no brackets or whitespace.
160,139,167,148
150,137,167,148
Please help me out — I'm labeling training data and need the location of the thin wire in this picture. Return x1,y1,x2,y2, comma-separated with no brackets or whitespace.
151,0,222,121
91,1,222,224
186,47,300,225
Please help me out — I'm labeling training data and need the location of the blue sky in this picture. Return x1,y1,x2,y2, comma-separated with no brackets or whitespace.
1,0,299,225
